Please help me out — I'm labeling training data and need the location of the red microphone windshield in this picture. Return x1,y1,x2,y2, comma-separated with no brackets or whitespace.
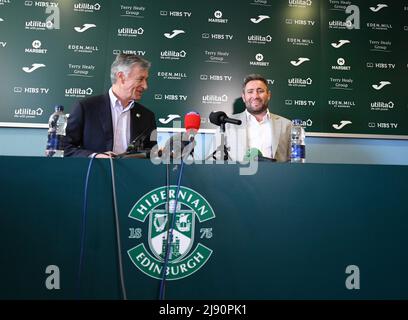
184,111,201,131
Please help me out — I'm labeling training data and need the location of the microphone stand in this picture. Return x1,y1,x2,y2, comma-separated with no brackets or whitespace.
206,122,231,161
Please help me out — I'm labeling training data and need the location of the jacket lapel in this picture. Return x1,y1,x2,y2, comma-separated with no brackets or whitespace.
99,93,113,151
270,114,282,159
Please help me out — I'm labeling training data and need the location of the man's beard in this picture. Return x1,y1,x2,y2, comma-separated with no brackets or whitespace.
245,100,268,115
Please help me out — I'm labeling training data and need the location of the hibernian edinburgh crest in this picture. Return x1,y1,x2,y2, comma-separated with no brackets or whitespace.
128,186,215,280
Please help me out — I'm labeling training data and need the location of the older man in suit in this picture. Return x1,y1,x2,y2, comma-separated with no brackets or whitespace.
64,54,156,158
223,74,292,162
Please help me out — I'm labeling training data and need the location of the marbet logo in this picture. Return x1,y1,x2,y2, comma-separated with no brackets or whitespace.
164,30,185,39
372,81,391,90
369,4,388,12
22,63,46,73
290,57,310,66
74,23,96,33
250,15,270,24
331,39,351,48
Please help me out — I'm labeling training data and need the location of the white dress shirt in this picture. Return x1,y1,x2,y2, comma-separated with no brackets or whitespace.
109,88,134,154
245,109,273,158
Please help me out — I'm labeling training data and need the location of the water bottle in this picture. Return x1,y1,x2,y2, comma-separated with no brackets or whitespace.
290,119,306,163
45,105,67,157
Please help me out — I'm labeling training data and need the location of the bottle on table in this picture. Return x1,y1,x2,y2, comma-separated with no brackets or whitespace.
45,105,67,157
290,119,306,163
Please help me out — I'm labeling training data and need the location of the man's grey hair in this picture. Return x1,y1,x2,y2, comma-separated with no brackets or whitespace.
110,53,151,84
242,74,269,92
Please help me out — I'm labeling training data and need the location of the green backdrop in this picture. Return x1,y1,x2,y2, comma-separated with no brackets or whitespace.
0,0,407,138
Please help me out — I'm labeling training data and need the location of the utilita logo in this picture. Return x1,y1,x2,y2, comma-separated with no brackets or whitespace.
25,20,54,31
248,34,272,45
370,101,395,111
65,87,93,98
14,107,44,119
74,23,96,33
160,50,187,61
202,94,228,105
250,15,270,24
22,63,46,73
288,0,312,8
288,77,313,87
118,27,144,37
74,3,101,13
331,39,351,48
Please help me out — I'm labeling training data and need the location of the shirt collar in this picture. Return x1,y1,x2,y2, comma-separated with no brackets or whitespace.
109,87,134,111
245,109,270,124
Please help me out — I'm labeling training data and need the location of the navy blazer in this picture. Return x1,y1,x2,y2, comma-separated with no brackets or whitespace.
63,93,157,157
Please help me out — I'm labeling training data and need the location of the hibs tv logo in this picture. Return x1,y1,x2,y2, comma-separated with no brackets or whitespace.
128,186,215,280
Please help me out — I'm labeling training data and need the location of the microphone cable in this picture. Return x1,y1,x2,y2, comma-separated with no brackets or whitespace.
108,156,127,300
77,153,127,300
158,162,171,299
159,160,185,300
76,153,98,299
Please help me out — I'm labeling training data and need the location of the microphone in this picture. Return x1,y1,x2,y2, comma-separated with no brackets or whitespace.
159,112,201,161
209,111,242,126
244,148,276,162
126,127,150,153
184,111,201,142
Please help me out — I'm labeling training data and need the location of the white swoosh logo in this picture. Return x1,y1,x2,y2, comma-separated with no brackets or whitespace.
159,114,181,124
74,23,96,33
290,57,310,66
332,120,352,130
372,81,391,90
369,4,388,12
22,63,46,73
250,15,270,24
164,30,185,39
331,40,351,48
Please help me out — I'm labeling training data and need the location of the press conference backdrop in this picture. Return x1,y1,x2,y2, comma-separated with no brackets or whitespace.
0,0,407,138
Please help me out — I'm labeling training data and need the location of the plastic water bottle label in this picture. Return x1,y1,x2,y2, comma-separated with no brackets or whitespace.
291,144,305,159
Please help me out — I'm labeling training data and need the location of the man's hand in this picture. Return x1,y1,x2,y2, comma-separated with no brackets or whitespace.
95,151,117,158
